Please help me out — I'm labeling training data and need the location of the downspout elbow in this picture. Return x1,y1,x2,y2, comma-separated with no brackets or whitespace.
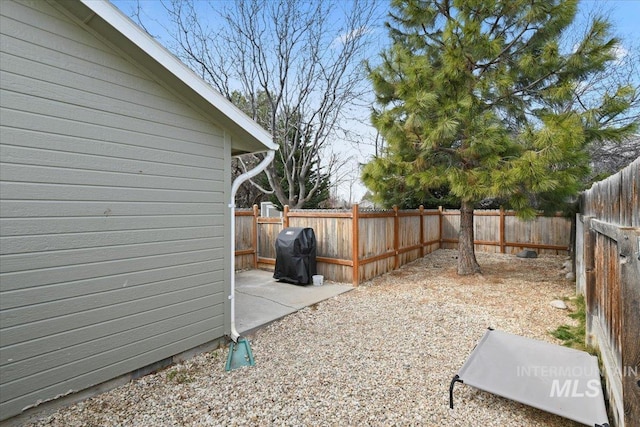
231,150,275,202
229,150,275,342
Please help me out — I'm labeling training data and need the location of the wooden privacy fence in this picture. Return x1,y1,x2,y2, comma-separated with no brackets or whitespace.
576,157,639,427
235,205,571,286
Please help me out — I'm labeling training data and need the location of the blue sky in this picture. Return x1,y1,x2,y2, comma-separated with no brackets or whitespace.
111,0,640,47
585,0,640,43
110,0,640,202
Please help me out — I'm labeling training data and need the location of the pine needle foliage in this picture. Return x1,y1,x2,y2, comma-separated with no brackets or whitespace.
363,0,637,216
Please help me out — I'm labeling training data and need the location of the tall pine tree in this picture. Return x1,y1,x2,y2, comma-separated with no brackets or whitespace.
363,0,636,275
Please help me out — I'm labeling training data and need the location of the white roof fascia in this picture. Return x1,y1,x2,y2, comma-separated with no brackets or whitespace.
77,0,278,152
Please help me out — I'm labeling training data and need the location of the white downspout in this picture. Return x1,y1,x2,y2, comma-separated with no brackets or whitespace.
229,150,275,342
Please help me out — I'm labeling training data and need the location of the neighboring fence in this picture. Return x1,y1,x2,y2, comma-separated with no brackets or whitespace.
576,157,639,427
235,205,571,285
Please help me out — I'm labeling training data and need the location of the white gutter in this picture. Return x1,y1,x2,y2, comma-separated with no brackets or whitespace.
229,150,276,342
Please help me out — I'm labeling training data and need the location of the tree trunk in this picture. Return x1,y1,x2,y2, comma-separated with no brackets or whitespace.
458,200,481,275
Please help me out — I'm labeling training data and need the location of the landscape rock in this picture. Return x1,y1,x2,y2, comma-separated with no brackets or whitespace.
516,249,538,259
550,299,568,309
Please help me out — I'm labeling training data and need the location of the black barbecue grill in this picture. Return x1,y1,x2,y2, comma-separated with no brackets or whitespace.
273,227,317,285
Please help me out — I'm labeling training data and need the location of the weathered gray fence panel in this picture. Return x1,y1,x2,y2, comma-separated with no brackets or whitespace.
577,157,640,427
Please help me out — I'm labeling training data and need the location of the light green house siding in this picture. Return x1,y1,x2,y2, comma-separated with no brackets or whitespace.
0,0,235,419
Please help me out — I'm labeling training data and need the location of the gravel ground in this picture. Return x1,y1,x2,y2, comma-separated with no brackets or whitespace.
28,249,582,427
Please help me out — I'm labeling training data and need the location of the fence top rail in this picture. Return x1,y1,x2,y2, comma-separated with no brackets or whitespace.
359,211,393,218
354,209,439,218
397,210,434,217
257,217,283,224
440,209,566,217
287,210,353,218
235,206,569,219
359,207,440,213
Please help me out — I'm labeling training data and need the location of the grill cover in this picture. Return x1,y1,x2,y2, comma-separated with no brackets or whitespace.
273,227,317,285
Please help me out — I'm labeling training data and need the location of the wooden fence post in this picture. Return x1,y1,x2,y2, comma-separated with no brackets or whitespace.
393,206,399,269
352,204,360,286
499,206,506,254
583,216,596,347
438,206,444,249
419,205,425,258
619,228,640,425
252,204,259,269
283,205,290,228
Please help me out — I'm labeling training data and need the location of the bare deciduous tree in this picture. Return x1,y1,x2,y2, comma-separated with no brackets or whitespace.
588,134,640,177
564,4,640,176
140,0,379,209
571,43,640,178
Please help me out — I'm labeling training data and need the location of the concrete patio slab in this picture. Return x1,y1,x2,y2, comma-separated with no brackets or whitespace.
235,269,353,335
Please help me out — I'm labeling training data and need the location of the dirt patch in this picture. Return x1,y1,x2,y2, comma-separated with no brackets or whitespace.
363,249,577,341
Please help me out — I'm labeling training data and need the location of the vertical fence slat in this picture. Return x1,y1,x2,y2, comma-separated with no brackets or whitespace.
499,206,505,253
438,206,444,248
283,205,290,228
252,204,259,269
620,228,640,423
393,206,399,270
419,205,425,257
583,216,596,347
352,204,360,286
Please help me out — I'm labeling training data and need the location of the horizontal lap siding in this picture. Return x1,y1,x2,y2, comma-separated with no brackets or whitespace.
0,0,228,419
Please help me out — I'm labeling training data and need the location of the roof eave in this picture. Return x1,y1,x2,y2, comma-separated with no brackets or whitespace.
59,0,277,155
